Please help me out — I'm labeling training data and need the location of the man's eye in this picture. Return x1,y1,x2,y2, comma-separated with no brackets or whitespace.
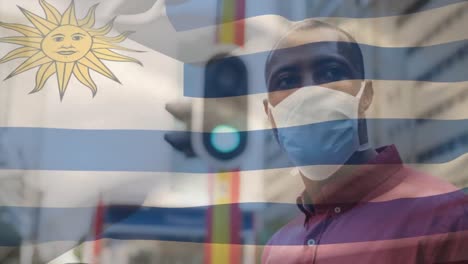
72,35,83,41
314,66,350,84
54,37,64,42
274,74,301,91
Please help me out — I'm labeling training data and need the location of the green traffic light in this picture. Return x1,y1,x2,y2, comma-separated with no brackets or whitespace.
210,125,241,154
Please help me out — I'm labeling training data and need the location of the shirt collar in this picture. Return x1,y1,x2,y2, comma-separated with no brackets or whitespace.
297,145,405,220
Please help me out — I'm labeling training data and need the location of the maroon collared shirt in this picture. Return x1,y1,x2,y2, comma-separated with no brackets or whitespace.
262,145,468,264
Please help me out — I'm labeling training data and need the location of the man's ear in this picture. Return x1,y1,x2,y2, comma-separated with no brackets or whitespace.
359,81,374,114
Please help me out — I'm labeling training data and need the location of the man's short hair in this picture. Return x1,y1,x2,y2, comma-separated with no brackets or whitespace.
265,19,365,86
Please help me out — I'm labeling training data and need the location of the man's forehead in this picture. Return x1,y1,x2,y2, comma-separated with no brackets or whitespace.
266,27,359,81
276,26,349,49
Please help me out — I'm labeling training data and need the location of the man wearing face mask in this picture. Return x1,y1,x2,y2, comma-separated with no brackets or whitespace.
261,20,468,264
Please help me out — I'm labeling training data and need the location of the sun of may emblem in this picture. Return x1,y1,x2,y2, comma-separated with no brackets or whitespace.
0,0,142,99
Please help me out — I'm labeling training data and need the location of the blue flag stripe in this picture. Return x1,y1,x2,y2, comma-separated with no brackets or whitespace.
184,40,468,97
1,119,468,172
1,190,466,246
166,0,468,31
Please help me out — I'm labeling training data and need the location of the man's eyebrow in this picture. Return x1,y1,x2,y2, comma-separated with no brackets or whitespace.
309,55,352,69
72,33,86,36
51,33,65,37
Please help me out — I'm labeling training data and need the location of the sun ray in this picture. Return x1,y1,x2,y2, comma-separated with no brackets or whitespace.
74,62,97,96
78,52,120,83
0,36,42,49
0,22,42,37
94,31,134,44
92,38,143,52
86,17,115,36
78,4,98,28
5,51,52,80
60,0,78,26
31,61,55,93
55,61,74,99
18,6,57,35
0,47,38,64
93,49,142,66
39,0,62,24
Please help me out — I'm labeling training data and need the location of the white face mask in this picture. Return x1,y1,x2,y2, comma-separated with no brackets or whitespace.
269,82,369,181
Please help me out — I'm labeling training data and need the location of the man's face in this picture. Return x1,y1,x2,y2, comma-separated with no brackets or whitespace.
263,27,372,126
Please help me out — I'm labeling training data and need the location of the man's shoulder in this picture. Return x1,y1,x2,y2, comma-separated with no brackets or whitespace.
378,165,461,201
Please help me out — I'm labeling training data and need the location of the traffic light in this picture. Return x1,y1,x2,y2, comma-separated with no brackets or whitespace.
164,100,196,158
192,53,248,167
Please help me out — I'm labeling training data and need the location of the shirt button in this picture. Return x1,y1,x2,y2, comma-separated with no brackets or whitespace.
334,207,341,213
307,239,316,246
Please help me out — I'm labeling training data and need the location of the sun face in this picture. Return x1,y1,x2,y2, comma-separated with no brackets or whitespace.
42,25,93,62
0,0,142,99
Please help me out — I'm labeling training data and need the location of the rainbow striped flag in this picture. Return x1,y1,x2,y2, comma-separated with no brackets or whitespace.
216,0,246,46
205,171,241,264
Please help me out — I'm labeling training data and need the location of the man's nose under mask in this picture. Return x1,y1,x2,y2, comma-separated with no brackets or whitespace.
269,83,369,181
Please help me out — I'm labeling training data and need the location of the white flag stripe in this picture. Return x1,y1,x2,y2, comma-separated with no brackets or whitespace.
2,152,466,208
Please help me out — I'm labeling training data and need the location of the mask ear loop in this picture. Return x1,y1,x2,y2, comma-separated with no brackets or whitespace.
356,80,371,151
267,102,275,127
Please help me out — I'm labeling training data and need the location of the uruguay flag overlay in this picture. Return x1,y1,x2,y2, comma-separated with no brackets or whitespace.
0,0,467,263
